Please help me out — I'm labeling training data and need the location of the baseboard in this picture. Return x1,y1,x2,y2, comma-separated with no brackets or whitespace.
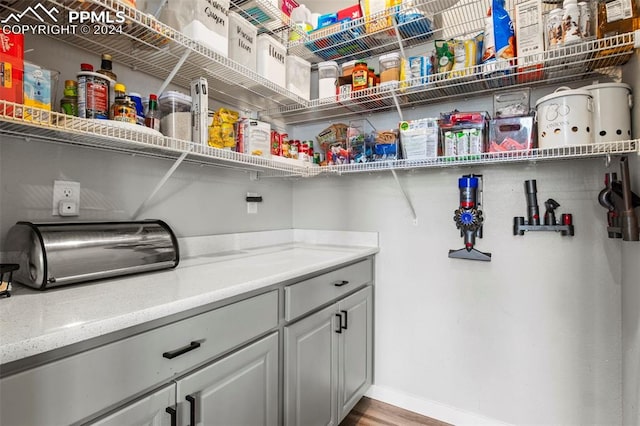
365,385,512,426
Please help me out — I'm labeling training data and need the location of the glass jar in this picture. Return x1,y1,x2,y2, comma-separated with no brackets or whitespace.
352,61,369,91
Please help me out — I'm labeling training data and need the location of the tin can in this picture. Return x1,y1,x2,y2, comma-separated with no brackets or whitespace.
77,70,113,120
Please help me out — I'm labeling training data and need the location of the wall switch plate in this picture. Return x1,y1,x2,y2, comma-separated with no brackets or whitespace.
52,180,80,216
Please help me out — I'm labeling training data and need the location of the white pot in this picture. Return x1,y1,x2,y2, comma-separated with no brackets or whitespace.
535,87,594,148
581,82,633,143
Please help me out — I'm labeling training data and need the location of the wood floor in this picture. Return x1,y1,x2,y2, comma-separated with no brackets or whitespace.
340,397,451,426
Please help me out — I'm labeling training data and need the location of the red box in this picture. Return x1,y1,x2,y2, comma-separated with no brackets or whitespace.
337,4,363,22
0,32,24,115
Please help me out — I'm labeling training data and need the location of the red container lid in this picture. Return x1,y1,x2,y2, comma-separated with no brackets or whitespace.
80,63,94,71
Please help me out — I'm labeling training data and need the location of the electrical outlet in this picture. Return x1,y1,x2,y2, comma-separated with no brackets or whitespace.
52,180,80,216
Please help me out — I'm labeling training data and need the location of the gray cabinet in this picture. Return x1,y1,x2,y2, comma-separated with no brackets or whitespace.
176,332,279,426
90,384,176,426
284,285,373,426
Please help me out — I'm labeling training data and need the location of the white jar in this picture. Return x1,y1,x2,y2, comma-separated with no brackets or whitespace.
546,8,564,49
562,0,582,44
318,61,339,99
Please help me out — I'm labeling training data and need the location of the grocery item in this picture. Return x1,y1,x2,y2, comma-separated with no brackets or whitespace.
159,91,192,140
77,63,113,120
289,4,313,41
128,92,145,125
399,118,439,160
318,61,339,99
228,12,258,72
208,108,239,149
597,0,639,38
449,39,477,78
535,87,593,148
341,59,356,76
379,52,401,85
286,55,311,100
373,129,399,161
0,32,24,116
578,2,593,38
482,0,515,75
144,94,160,132
110,83,136,124
352,61,369,91
514,0,545,82
60,80,78,116
190,77,208,145
435,40,454,73
562,0,583,44
23,63,53,122
238,119,271,158
257,35,287,88
363,0,401,34
546,8,564,49
96,53,117,82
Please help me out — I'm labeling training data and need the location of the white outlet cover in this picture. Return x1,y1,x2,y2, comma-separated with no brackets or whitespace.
52,180,80,216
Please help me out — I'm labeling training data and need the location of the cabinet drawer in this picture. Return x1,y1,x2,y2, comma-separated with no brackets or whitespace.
285,259,372,321
0,290,278,426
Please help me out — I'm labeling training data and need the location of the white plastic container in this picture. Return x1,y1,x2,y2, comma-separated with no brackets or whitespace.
318,61,339,99
257,35,287,88
286,55,311,100
159,91,192,140
228,12,258,72
379,52,401,85
581,82,633,142
536,87,594,148
562,0,582,44
160,0,229,56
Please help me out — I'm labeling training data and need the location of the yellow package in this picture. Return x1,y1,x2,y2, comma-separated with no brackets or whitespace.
208,108,239,149
449,39,477,78
363,0,401,34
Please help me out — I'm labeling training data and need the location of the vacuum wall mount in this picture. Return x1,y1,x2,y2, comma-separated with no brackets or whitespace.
514,180,574,236
449,175,492,261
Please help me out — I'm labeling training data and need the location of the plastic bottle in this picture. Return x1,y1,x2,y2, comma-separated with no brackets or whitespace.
289,4,313,41
60,80,78,116
562,0,582,44
144,93,161,131
546,8,565,49
97,54,117,82
110,83,136,124
352,61,369,91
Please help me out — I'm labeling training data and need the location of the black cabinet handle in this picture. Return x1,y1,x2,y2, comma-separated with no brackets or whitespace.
341,310,348,330
162,341,201,359
335,313,343,333
186,394,196,426
165,407,177,426
333,280,349,287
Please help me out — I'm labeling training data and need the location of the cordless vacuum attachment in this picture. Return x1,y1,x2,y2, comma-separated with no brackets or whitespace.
514,180,574,236
448,175,492,261
598,156,640,241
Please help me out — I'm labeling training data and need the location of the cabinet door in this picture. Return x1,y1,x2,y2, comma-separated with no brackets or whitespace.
284,304,339,426
176,332,278,426
90,384,176,426
337,286,373,422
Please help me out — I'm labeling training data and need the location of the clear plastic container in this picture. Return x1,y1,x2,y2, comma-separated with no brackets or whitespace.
562,0,582,44
289,4,313,41
341,60,357,77
159,91,192,140
379,52,401,85
286,55,311,100
318,61,339,99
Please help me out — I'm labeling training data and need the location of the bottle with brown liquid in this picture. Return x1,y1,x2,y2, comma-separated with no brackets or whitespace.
144,94,160,131
597,0,639,37
110,83,136,124
97,54,117,82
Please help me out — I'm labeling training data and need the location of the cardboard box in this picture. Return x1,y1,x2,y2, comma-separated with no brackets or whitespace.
514,0,544,83
488,116,536,153
0,33,24,116
337,4,363,22
23,63,52,122
239,119,271,158
190,77,208,145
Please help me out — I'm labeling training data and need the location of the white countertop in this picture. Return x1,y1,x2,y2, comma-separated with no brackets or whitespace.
0,230,378,366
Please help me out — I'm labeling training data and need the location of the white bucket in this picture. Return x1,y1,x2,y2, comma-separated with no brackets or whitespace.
535,87,594,148
581,82,633,143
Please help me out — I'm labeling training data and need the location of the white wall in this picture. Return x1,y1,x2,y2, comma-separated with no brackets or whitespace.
621,51,640,426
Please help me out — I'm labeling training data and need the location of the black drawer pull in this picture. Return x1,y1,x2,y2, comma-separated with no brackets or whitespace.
341,310,348,330
335,313,343,333
163,341,201,359
333,280,349,287
166,407,177,426
186,394,196,426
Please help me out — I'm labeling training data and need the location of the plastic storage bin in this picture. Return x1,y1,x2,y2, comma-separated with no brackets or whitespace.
257,34,287,88
318,61,339,99
439,111,489,159
228,12,258,72
286,55,311,100
488,116,536,153
160,0,230,56
159,91,192,141
379,52,401,86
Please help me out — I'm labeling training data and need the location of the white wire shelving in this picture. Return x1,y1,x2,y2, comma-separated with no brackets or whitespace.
0,0,307,113
2,101,637,178
0,101,319,178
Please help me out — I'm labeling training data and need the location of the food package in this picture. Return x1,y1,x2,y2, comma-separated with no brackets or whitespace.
362,0,401,34
0,32,24,117
373,129,399,161
481,0,516,78
435,40,454,74
208,108,239,149
237,118,271,157
449,38,479,78
399,118,439,160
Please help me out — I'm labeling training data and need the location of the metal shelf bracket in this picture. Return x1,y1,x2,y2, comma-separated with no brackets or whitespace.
391,169,418,225
132,148,191,220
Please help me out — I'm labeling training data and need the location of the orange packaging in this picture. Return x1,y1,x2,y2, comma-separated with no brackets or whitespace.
0,32,24,116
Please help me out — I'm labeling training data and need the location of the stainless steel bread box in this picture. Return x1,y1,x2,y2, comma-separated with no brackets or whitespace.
5,220,179,289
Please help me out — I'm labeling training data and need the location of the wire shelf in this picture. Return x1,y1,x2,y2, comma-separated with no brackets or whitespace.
0,101,318,178
0,0,306,112
263,33,637,124
322,140,640,175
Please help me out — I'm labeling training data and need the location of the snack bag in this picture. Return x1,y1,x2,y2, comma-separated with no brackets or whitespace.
482,0,515,64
